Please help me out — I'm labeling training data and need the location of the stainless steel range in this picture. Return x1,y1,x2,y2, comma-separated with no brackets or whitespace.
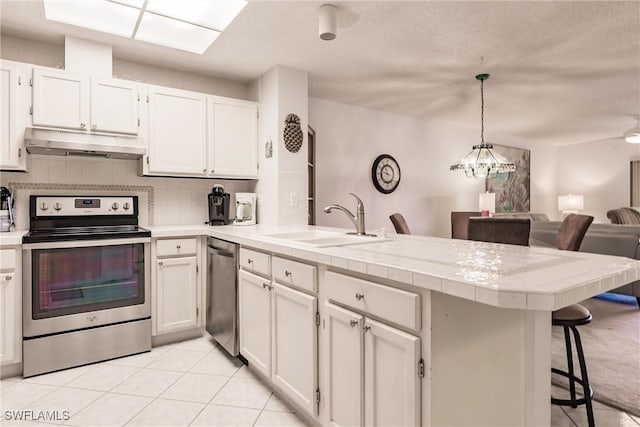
22,195,151,377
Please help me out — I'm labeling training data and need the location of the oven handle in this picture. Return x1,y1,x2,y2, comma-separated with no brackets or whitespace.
23,237,151,250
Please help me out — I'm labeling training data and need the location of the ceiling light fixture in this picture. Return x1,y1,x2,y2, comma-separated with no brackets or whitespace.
319,4,337,41
450,74,516,179
43,0,247,54
623,115,640,144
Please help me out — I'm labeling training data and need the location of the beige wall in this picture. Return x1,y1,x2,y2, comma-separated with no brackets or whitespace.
0,35,254,100
556,140,640,223
310,97,559,237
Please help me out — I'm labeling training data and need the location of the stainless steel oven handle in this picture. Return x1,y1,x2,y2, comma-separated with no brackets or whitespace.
23,237,151,250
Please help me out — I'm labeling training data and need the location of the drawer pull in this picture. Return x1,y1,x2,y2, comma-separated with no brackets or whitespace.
284,270,291,277
355,292,365,301
5,275,11,281
262,283,272,290
176,245,181,249
349,320,358,327
247,258,253,264
363,325,371,332
158,261,163,266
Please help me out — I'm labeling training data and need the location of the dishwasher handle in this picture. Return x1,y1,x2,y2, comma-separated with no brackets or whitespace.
208,246,235,258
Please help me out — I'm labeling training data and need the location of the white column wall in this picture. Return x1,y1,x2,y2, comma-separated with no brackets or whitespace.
256,65,309,226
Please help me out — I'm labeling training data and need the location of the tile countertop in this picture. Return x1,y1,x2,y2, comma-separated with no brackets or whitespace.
0,230,28,246
147,224,640,312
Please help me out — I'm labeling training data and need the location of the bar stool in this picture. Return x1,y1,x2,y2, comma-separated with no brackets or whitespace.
550,214,595,427
551,305,594,427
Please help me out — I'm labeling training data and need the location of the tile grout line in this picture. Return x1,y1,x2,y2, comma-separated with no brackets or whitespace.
119,346,217,427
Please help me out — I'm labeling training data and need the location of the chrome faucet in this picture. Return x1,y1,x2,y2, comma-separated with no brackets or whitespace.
323,193,369,235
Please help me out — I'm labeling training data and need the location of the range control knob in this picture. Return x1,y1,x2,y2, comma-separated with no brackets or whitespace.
54,202,62,211
123,202,130,211
40,201,49,211
112,202,119,211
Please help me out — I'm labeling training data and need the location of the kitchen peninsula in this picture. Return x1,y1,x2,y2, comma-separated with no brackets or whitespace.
149,224,640,427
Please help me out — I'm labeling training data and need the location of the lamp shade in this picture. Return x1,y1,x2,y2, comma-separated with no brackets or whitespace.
479,192,496,213
558,194,584,212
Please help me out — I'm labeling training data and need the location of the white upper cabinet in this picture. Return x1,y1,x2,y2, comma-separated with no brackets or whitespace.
0,61,27,171
90,77,139,134
32,68,90,131
208,97,258,178
146,85,208,176
32,68,140,136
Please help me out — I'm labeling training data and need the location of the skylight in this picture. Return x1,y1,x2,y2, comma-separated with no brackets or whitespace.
43,0,247,54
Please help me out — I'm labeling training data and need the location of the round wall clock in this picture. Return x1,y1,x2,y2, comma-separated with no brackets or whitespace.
371,154,401,194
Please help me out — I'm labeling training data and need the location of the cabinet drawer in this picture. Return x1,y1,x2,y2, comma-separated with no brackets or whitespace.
239,247,270,276
156,238,198,257
325,271,421,331
0,249,16,270
272,256,317,293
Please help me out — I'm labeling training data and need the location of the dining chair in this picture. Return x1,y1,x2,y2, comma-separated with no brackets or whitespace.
450,211,481,240
550,214,595,427
389,213,411,235
467,217,531,246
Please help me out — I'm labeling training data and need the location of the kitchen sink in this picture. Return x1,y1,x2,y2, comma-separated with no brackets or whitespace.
264,230,391,247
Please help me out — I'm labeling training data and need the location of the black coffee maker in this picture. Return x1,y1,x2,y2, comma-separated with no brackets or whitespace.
207,185,230,225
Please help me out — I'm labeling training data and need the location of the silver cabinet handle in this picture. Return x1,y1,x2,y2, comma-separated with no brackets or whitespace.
176,245,181,249
363,325,371,332
349,320,358,327
262,283,272,290
247,258,253,264
284,270,291,277
210,169,215,173
355,292,364,301
5,275,11,281
202,168,207,173
80,123,86,129
158,261,163,266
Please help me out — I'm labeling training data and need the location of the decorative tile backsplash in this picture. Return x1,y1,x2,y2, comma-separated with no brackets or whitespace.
2,154,255,230
8,182,154,227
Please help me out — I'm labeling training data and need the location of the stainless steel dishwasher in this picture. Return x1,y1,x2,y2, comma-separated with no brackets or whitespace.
206,237,239,356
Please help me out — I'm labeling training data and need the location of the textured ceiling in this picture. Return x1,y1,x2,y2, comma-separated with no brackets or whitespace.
1,0,639,146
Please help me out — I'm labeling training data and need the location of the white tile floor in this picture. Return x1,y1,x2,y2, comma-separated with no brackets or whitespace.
1,334,638,426
0,335,308,427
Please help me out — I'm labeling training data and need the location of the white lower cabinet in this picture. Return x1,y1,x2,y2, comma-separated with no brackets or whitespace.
324,302,421,427
238,251,320,418
324,303,364,427
272,282,318,416
1,248,21,366
153,238,200,336
238,269,272,378
323,270,422,427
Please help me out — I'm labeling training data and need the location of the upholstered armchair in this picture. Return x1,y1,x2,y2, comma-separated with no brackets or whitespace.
606,207,640,225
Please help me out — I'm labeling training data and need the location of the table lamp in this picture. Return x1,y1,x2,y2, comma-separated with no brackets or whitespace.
479,192,495,217
558,194,584,218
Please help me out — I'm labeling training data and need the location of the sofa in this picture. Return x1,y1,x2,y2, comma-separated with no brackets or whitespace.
530,221,640,306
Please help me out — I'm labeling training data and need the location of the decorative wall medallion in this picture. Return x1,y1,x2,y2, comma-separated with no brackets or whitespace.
265,137,273,158
283,113,303,153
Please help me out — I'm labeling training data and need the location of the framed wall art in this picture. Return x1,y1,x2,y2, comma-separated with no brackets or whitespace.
486,144,531,212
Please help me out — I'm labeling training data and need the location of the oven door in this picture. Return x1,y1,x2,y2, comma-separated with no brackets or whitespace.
23,237,150,338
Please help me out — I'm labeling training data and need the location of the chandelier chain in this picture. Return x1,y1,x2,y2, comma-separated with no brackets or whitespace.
480,78,485,144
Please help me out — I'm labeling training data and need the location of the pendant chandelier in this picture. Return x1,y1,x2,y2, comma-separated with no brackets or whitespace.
450,74,516,178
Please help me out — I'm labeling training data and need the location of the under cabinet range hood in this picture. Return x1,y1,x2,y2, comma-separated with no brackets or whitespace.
24,128,146,160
